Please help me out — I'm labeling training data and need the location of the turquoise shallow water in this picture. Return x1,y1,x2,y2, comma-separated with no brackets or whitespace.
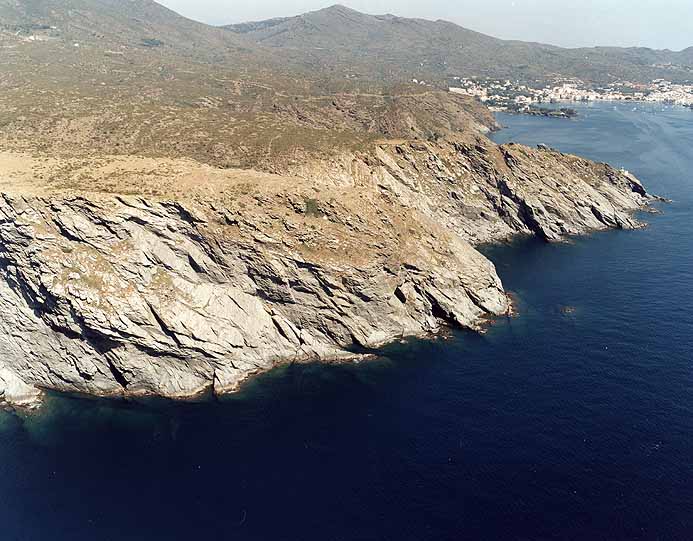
1,102,692,540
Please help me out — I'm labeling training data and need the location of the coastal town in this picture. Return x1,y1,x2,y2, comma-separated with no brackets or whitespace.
450,77,693,114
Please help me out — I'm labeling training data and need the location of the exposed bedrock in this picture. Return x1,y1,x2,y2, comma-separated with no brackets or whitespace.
0,135,650,408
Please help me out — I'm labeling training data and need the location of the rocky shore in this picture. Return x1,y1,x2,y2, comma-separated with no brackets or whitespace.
0,131,652,410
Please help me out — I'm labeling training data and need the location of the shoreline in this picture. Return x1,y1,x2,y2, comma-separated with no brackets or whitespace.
491,100,693,119
4,190,659,417
0,120,653,413
3,318,520,418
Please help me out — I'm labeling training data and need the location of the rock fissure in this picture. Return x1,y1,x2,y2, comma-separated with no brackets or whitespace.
0,126,653,409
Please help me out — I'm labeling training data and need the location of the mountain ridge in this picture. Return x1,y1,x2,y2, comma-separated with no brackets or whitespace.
229,3,693,54
0,0,260,59
224,4,693,84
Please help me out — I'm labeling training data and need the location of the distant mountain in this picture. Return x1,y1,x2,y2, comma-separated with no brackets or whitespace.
4,1,689,87
0,0,486,172
1,0,691,174
677,47,693,64
225,4,693,84
0,0,256,63
0,0,319,171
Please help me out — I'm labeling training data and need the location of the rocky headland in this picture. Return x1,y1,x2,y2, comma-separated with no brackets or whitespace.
0,1,657,410
0,109,651,409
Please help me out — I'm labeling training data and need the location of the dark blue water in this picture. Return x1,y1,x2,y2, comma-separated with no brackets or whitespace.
2,102,692,540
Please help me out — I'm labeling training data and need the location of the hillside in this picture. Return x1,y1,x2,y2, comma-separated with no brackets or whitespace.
0,0,249,57
225,4,693,84
0,0,411,170
2,1,690,171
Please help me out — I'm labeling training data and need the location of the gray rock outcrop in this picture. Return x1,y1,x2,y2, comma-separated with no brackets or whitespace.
0,135,651,409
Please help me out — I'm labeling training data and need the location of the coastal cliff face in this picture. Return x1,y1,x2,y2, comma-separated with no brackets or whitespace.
0,0,660,411
0,134,649,409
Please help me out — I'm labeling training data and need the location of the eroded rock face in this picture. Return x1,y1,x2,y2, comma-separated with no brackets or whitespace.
347,137,648,244
0,135,650,408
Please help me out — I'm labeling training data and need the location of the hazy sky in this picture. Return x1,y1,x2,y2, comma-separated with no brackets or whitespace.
158,0,693,51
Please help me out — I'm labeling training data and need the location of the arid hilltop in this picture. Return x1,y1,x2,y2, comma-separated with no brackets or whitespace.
0,0,656,408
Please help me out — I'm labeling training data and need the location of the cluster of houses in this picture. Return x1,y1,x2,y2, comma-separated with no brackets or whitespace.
450,77,693,111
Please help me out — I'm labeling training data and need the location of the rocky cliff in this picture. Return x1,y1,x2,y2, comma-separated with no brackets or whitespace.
0,0,658,411
0,132,650,409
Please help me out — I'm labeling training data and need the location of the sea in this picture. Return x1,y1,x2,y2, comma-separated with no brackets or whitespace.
1,101,692,540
